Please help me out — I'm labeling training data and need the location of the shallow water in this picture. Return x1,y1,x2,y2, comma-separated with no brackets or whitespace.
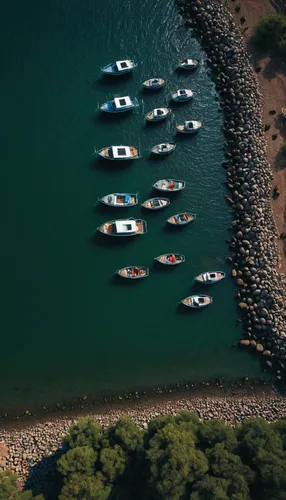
0,0,268,413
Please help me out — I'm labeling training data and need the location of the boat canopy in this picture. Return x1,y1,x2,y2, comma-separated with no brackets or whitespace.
115,220,137,233
116,60,132,71
114,96,132,108
186,59,195,65
112,146,131,158
155,109,164,116
185,121,194,129
179,89,187,95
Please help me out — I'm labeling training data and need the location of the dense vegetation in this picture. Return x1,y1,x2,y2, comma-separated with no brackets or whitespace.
0,471,43,499
254,14,286,57
3,412,286,499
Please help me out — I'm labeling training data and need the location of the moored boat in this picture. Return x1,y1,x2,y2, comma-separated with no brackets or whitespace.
155,253,185,265
178,58,199,70
100,96,139,113
153,179,186,192
181,295,213,308
171,89,193,102
142,197,170,210
97,218,147,236
97,145,141,160
99,193,139,207
143,78,165,90
116,266,149,279
167,212,196,226
151,143,176,155
145,108,169,121
101,59,137,75
195,271,226,284
176,121,202,134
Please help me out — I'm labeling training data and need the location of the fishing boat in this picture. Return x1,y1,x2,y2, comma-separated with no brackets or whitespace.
151,143,176,155
145,108,169,122
167,213,196,226
100,96,139,113
155,253,185,265
195,271,226,285
181,295,213,308
99,192,139,207
176,121,202,134
97,145,141,160
171,89,193,102
153,179,186,192
116,266,149,279
142,78,166,90
178,58,199,70
97,218,147,236
101,59,137,75
142,197,170,210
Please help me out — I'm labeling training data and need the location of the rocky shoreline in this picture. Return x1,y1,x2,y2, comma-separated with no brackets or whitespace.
1,388,286,483
177,0,286,375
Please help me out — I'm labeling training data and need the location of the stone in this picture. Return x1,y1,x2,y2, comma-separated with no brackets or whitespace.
232,269,237,277
256,344,264,352
239,339,250,346
239,302,248,308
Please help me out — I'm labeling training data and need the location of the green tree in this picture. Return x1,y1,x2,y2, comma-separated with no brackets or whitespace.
0,471,44,500
64,417,102,450
198,419,237,452
104,417,144,453
99,445,126,483
190,475,230,500
274,419,286,450
236,418,284,465
59,472,111,500
57,446,97,477
254,14,286,55
255,448,286,500
146,422,208,499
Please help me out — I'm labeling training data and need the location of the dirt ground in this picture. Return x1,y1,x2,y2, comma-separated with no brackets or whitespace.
227,0,286,275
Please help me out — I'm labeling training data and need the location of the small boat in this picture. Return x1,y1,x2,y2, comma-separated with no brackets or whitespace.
97,218,147,236
167,213,196,226
153,179,186,192
143,78,165,90
151,143,176,155
176,121,202,134
145,108,169,122
97,145,141,160
181,295,213,308
116,266,149,279
155,253,185,265
99,193,139,207
178,58,199,70
100,96,139,113
142,197,170,210
101,59,137,76
195,271,226,285
171,89,193,102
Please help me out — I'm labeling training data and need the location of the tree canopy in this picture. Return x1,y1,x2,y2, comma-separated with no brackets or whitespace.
4,415,286,499
254,14,286,58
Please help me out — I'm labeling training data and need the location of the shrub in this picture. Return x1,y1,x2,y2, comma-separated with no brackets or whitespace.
254,14,286,57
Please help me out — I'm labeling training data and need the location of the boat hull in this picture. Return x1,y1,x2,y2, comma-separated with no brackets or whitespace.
97,146,141,160
181,295,213,308
143,78,165,90
100,100,138,113
116,267,149,279
142,198,170,210
99,193,139,207
97,219,147,236
153,179,185,192
167,213,196,226
194,271,226,284
101,61,138,75
151,143,176,155
155,254,185,265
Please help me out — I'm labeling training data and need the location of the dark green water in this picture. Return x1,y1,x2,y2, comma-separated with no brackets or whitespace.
1,0,267,413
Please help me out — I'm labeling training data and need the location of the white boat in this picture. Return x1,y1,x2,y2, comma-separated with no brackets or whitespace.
153,179,186,192
99,193,139,207
97,218,147,236
101,59,137,75
141,198,170,210
171,89,193,102
97,145,141,160
142,78,165,90
181,295,213,308
155,253,185,266
195,271,226,285
178,58,199,70
100,96,139,113
176,121,202,134
145,108,169,122
151,143,176,155
116,266,149,279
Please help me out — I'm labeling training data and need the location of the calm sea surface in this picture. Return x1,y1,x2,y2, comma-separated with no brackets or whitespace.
0,0,268,413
